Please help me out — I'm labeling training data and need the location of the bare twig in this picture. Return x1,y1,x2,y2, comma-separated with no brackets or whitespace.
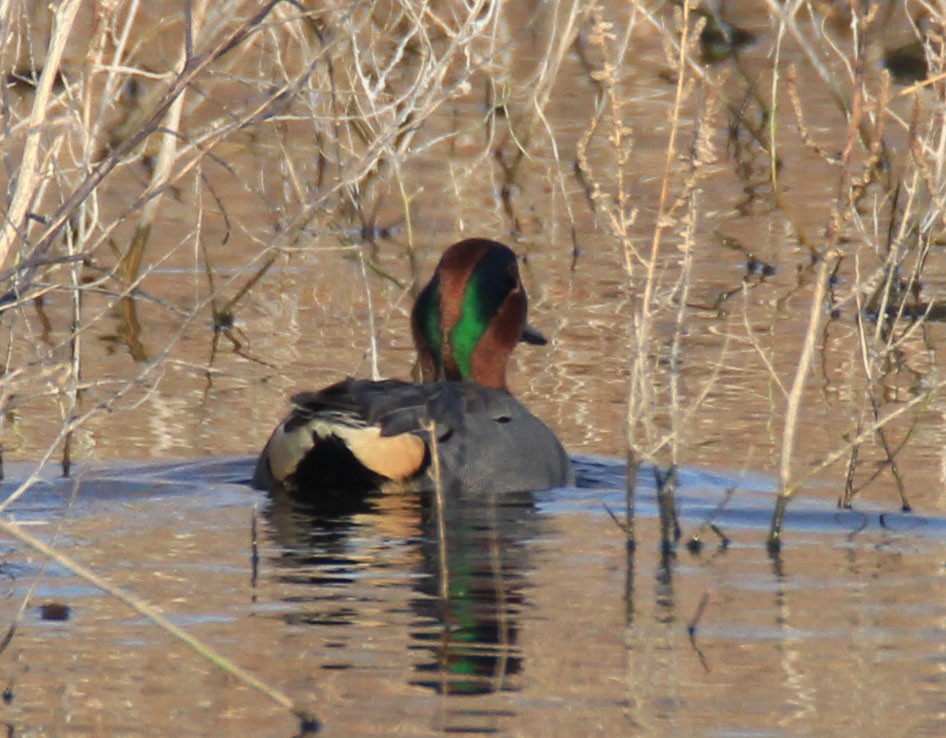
0,515,318,728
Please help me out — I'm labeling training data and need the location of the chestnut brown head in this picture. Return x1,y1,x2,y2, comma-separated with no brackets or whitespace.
411,239,543,390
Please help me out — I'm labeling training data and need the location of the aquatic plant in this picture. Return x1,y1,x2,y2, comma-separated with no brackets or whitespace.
1,3,946,727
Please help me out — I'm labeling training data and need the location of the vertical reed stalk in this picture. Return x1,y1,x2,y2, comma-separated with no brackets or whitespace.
357,245,381,380
0,0,81,269
61,226,81,477
119,0,207,285
768,252,838,551
427,420,449,605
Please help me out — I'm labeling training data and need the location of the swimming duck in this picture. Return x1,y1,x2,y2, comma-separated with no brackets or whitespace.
252,238,573,499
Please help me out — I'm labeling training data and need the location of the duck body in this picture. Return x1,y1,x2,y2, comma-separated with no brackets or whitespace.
251,377,573,497
253,238,573,499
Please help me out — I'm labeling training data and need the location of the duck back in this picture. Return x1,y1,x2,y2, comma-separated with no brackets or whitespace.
252,378,573,498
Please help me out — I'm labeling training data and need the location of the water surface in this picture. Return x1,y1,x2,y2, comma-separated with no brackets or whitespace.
3,458,946,736
3,2,946,735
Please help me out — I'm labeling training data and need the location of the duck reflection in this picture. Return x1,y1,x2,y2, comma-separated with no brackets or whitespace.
410,489,537,695
262,488,388,627
263,487,539,695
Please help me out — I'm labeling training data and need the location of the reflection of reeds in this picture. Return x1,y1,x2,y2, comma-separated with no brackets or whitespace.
0,512,320,729
1,0,515,462
3,0,946,715
573,1,946,550
1,1,531,724
760,3,945,548
578,2,724,549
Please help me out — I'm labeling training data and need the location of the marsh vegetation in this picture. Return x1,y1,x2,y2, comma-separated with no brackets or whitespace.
2,1,946,734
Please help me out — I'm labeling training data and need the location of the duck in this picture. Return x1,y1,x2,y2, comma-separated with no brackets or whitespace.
251,238,573,500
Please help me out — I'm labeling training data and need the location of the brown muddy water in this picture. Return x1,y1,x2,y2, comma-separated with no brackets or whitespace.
3,2,946,736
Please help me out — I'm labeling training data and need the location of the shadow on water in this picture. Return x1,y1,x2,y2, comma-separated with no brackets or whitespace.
263,484,540,696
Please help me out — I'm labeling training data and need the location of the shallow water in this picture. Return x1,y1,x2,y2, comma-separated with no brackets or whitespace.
4,459,946,736
3,1,946,736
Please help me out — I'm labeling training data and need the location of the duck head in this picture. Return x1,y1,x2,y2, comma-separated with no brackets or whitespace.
410,239,544,391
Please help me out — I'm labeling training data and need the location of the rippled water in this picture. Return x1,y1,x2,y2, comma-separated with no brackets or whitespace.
4,1,946,736
4,459,946,736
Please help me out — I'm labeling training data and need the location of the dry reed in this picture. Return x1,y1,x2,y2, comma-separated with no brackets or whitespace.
2,0,946,726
